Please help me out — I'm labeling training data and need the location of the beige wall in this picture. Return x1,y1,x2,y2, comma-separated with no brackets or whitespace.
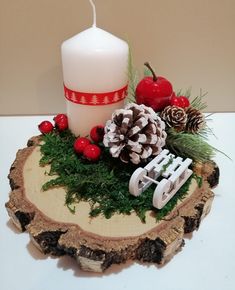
0,0,235,115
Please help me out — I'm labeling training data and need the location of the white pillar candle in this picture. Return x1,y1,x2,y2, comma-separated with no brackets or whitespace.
61,0,129,137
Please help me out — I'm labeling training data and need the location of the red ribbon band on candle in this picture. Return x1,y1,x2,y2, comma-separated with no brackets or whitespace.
64,84,128,106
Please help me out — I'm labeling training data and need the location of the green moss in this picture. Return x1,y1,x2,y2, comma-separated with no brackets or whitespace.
40,130,195,222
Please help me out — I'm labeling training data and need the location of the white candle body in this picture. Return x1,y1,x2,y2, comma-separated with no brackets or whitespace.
61,27,129,137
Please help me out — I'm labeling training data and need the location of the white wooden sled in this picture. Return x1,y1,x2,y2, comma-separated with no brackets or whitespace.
129,149,193,209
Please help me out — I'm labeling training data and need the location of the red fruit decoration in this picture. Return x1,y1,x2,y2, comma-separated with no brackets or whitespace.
179,96,190,108
90,125,105,143
170,95,190,108
54,113,66,123
54,113,68,131
170,93,181,107
38,121,54,134
74,137,91,154
135,62,173,111
57,118,68,131
83,144,101,162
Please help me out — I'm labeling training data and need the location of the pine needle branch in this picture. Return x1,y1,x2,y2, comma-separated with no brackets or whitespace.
127,45,139,102
190,89,208,111
176,87,192,98
165,128,216,162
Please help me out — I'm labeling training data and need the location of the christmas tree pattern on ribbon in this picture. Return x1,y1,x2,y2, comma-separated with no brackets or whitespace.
79,96,87,104
103,96,110,104
113,92,120,103
90,95,99,105
64,84,128,105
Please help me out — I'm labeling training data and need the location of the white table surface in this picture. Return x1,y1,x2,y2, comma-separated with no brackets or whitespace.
1,114,235,290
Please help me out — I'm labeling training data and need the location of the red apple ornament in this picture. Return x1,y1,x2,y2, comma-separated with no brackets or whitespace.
135,62,173,111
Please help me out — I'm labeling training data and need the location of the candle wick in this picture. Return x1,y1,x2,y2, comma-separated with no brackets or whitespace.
89,0,97,27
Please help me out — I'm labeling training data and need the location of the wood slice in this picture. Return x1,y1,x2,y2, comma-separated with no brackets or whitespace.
5,136,219,272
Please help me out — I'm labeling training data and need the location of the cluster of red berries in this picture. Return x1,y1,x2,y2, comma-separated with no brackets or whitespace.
38,114,68,134
38,115,104,162
74,125,104,162
170,93,190,108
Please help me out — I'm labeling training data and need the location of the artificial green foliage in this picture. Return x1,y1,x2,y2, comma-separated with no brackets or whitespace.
193,174,203,188
176,87,192,98
40,130,195,222
165,128,216,162
159,156,173,175
190,89,208,111
127,46,139,102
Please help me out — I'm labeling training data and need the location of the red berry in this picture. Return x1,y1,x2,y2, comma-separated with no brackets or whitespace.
178,96,190,108
56,118,68,131
74,137,90,154
170,95,183,107
54,114,68,131
38,121,54,134
54,113,67,124
90,125,105,143
170,95,190,108
83,144,101,162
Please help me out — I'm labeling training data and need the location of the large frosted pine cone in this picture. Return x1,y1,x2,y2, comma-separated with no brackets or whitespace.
185,107,205,133
160,105,187,131
103,103,167,164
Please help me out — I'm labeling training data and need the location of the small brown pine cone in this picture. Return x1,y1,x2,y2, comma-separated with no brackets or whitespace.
185,107,205,133
160,105,187,131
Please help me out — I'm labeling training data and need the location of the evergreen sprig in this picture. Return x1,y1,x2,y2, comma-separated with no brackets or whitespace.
165,128,216,162
40,130,195,222
190,89,208,111
127,46,139,102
